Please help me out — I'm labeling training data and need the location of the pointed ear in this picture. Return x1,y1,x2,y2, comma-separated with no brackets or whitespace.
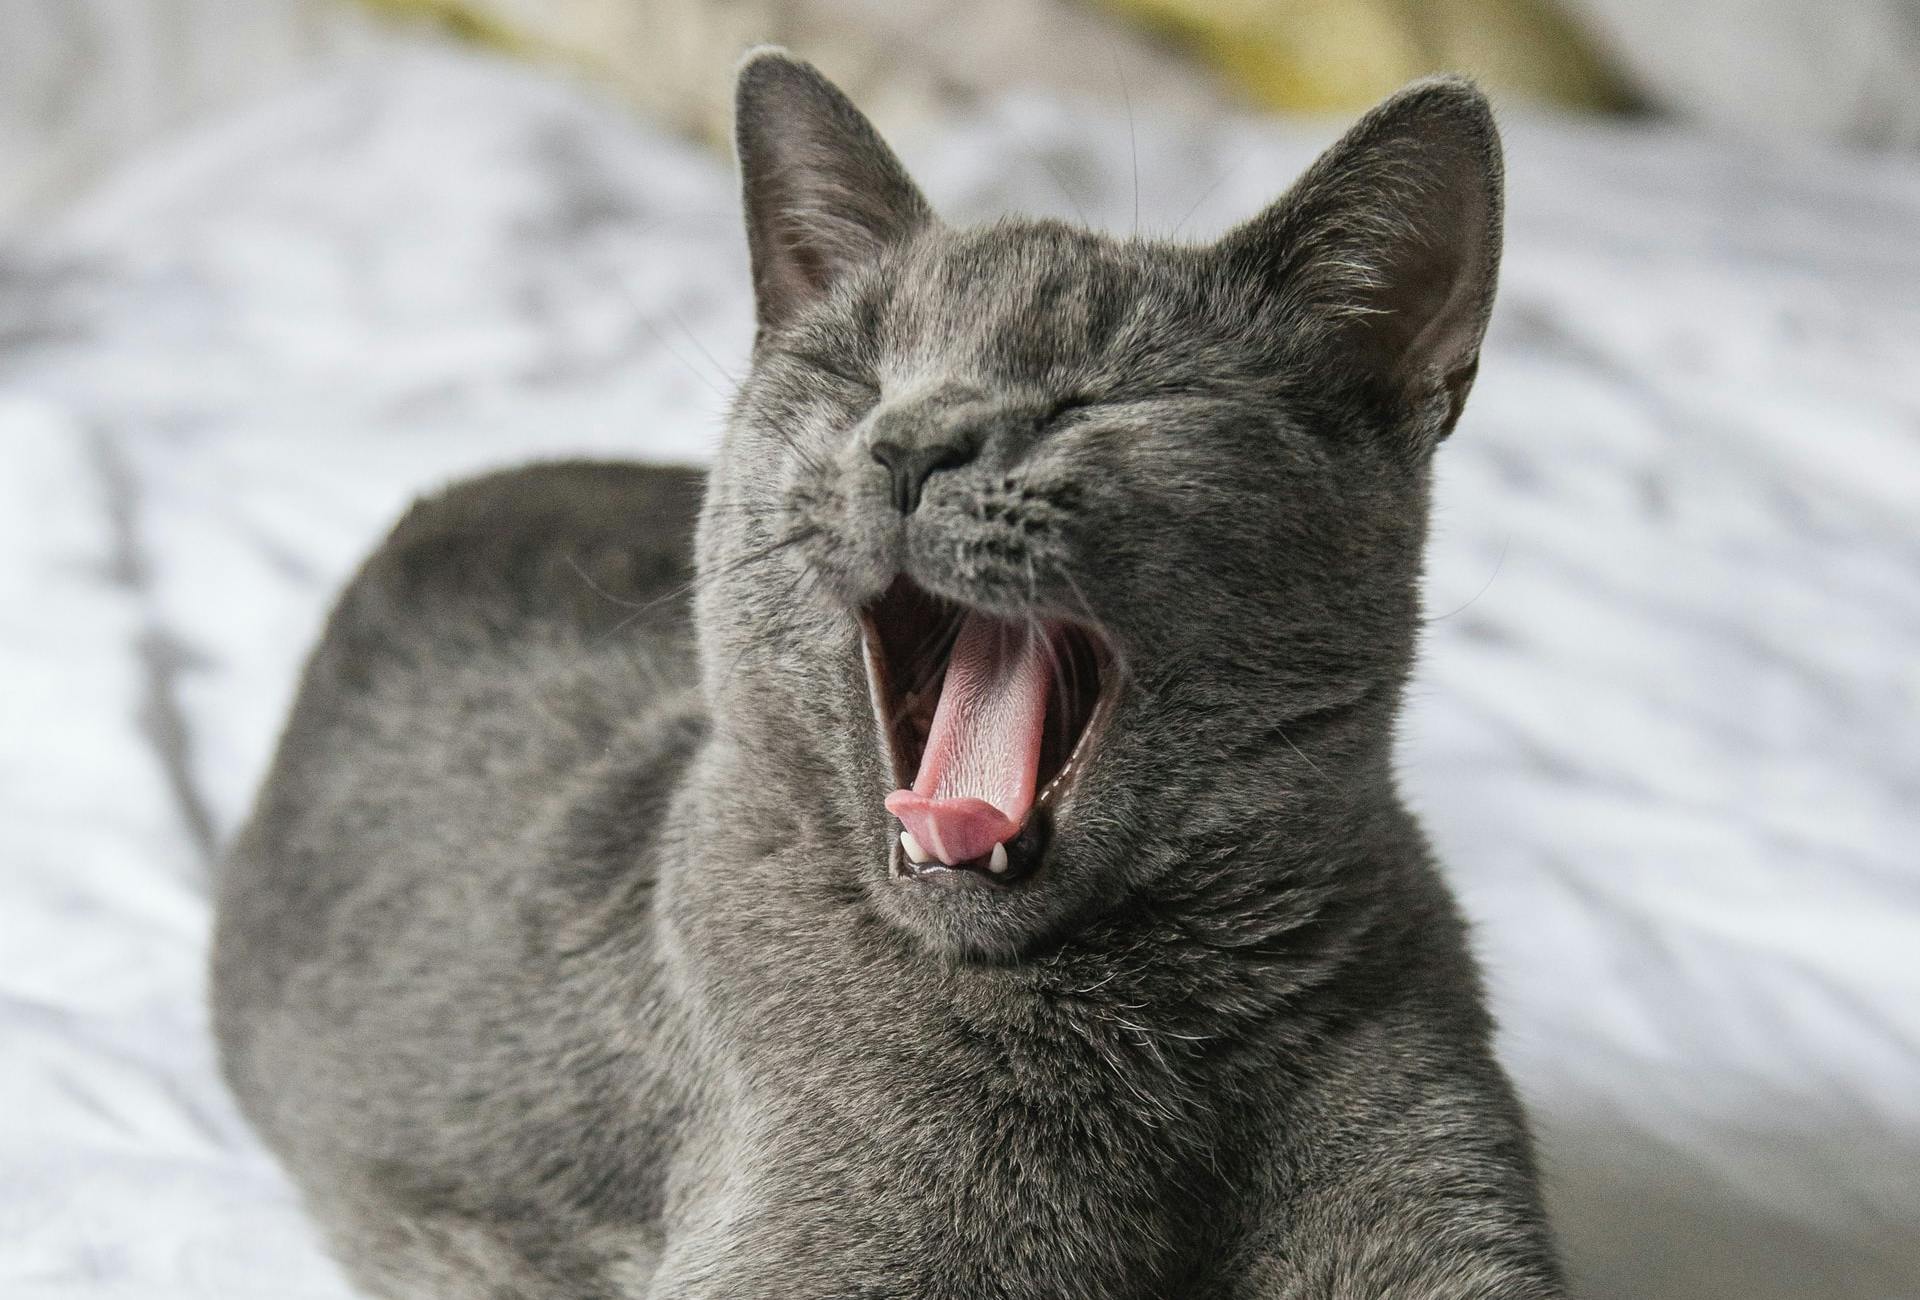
1220,78,1504,449
734,49,933,335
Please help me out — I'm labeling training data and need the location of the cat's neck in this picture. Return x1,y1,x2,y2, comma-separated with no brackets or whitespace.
661,723,1416,1068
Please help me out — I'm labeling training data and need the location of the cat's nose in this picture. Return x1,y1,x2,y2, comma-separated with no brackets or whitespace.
868,432,979,515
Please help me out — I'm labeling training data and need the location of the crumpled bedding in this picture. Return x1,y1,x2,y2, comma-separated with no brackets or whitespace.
2,46,1915,1300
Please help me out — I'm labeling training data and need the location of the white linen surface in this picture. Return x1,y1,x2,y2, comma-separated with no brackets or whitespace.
2,46,1915,1300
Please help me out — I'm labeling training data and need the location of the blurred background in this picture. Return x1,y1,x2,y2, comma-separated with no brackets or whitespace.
7,0,1920,228
2,3,1917,1300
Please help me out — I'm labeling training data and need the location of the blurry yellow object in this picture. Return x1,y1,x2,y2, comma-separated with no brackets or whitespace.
350,0,1234,145
358,0,537,56
353,0,1624,139
1102,0,1626,112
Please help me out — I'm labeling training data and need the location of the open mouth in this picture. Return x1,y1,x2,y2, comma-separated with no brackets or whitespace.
859,577,1115,884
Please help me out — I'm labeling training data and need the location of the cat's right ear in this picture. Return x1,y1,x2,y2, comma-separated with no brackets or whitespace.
734,49,933,336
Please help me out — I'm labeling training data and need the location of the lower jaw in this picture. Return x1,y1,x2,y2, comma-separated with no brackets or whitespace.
893,807,1052,887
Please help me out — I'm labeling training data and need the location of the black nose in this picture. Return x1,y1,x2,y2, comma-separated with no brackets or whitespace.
869,433,978,514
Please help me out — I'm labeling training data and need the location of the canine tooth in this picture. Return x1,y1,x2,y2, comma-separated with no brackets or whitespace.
901,830,931,864
989,843,1009,874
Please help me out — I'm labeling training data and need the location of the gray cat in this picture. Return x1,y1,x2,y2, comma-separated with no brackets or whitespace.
212,49,1563,1299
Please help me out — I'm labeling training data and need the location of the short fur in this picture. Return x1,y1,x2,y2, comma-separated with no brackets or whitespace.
213,51,1563,1299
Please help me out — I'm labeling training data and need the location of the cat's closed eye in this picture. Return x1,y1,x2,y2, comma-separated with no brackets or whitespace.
790,349,880,396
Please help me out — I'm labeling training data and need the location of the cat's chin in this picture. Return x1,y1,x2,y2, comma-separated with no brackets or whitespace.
868,835,1121,961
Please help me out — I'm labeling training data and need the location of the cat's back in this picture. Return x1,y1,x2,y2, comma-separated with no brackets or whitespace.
211,460,706,1224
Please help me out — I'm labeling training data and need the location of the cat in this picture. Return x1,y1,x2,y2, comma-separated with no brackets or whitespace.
211,48,1564,1299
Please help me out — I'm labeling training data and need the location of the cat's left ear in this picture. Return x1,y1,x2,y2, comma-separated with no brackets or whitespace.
1220,78,1504,450
734,49,934,336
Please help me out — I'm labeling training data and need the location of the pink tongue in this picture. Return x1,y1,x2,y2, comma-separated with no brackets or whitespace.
884,613,1052,866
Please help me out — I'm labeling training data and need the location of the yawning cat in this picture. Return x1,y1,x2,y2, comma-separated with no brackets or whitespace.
212,49,1564,1299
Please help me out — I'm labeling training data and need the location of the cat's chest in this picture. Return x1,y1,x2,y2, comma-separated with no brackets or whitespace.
663,865,1264,1294
657,1055,1246,1300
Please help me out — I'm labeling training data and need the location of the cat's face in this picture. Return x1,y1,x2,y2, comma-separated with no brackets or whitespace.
696,53,1502,958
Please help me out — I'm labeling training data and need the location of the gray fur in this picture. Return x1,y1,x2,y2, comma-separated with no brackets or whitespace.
213,51,1562,1299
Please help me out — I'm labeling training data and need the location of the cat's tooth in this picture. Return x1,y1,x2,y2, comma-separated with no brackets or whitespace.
901,830,931,865
989,842,1009,874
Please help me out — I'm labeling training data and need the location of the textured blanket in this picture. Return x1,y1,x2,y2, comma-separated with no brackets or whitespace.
2,47,1915,1299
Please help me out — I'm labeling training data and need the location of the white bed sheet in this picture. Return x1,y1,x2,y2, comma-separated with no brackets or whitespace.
2,47,1915,1299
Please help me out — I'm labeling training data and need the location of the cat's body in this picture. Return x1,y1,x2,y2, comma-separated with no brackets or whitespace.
214,53,1564,1299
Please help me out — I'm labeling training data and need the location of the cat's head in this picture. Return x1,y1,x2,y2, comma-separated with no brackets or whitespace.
695,50,1502,958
